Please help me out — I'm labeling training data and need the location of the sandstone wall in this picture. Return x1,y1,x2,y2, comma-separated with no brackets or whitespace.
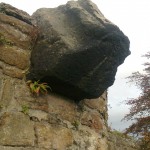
0,71,139,150
0,72,108,150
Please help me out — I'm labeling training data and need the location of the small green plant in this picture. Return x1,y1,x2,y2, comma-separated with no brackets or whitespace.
0,34,14,46
101,132,106,138
21,105,29,115
72,120,80,129
110,130,130,139
0,104,3,109
26,80,51,96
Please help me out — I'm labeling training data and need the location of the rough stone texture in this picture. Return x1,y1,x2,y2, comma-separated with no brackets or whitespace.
0,3,37,79
28,0,130,100
48,93,78,122
83,91,108,121
0,2,33,25
0,62,25,79
35,123,73,150
28,109,48,122
84,92,107,112
0,77,14,107
0,70,109,150
0,112,35,146
0,147,42,150
69,126,108,150
1,46,30,69
108,132,139,150
81,111,105,133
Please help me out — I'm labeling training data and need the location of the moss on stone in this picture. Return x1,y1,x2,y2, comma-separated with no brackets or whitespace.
0,33,14,46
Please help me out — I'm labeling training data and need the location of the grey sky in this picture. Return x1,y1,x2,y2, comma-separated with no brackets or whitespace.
0,0,150,131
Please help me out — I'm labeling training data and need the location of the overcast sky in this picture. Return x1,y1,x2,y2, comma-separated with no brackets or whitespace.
0,0,150,131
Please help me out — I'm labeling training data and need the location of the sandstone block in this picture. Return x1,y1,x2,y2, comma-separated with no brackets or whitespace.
0,78,14,107
83,92,107,113
0,146,42,150
48,93,77,122
81,111,104,133
35,123,73,150
0,2,32,25
0,46,30,70
0,112,35,146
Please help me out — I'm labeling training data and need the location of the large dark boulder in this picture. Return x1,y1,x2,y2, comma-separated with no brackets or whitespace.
28,0,130,100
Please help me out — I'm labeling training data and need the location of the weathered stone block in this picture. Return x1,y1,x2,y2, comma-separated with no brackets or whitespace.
35,123,73,150
1,62,25,79
0,46,30,70
0,13,35,50
70,126,107,150
0,112,35,146
0,2,32,25
83,92,107,113
81,111,104,133
0,78,14,107
0,71,4,101
0,146,42,150
28,109,48,121
48,93,77,122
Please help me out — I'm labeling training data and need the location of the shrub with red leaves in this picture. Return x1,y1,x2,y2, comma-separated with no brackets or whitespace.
123,52,150,149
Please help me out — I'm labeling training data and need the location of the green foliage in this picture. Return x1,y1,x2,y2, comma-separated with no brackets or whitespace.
21,105,29,115
72,120,80,129
138,133,150,150
26,80,51,96
0,104,3,109
101,132,106,138
123,52,150,149
111,130,126,138
110,129,134,140
0,33,14,46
